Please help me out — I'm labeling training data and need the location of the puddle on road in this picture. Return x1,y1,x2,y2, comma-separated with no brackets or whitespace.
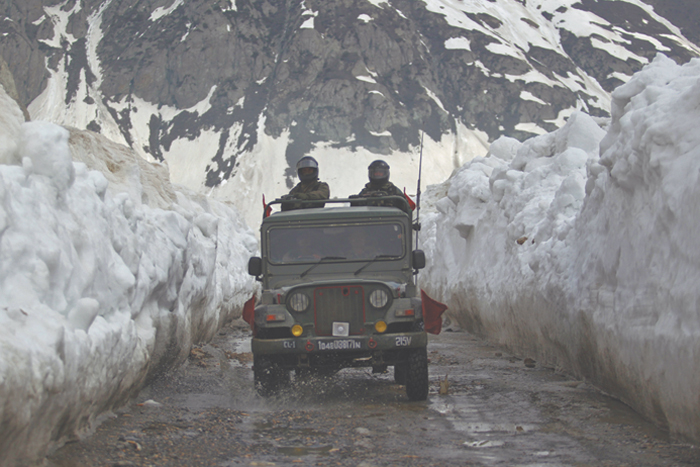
388,402,428,413
230,336,251,353
455,422,538,433
429,395,541,460
252,422,323,438
464,439,505,448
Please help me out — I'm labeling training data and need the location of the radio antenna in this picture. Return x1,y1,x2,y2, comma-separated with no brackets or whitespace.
415,131,424,250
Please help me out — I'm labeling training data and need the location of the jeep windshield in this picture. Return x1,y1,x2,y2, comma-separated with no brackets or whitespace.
267,223,405,264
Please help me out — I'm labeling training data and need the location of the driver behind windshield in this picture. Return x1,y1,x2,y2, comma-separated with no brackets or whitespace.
283,233,321,262
345,229,381,260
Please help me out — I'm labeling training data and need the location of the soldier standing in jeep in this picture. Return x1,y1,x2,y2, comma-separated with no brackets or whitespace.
281,156,330,211
351,160,406,209
359,160,403,197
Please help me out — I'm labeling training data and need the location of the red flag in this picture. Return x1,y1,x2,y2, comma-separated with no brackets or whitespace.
421,290,447,335
403,188,416,211
262,195,272,218
242,294,256,335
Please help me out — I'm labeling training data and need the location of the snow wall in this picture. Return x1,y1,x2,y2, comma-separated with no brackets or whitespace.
421,55,700,442
0,86,258,466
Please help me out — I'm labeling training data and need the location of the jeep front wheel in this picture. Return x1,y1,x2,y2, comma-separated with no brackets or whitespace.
254,356,289,396
405,348,429,401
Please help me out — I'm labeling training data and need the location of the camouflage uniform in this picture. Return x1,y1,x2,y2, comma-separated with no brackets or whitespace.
354,181,405,208
281,180,330,211
358,180,403,198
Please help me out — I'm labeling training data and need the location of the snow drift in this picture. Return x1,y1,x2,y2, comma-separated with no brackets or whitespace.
0,85,257,466
421,55,700,441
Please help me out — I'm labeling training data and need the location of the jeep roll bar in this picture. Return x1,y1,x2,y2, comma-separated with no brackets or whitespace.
264,195,413,217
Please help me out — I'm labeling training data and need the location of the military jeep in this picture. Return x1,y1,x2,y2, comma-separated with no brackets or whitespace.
247,196,429,400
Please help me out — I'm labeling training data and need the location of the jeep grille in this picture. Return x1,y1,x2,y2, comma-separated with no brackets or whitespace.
314,286,365,336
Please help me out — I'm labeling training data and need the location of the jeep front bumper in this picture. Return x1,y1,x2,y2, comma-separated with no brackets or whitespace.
252,331,427,356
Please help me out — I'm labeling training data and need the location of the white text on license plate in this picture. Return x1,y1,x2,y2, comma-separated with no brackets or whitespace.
317,340,361,351
395,336,412,346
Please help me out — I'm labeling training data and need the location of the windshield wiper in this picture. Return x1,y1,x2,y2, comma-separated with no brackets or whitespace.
354,255,393,275
300,256,346,278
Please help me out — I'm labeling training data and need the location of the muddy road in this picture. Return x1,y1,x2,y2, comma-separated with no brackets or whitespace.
47,320,699,467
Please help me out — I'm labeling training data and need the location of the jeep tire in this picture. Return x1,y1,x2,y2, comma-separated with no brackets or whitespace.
254,356,289,396
405,347,429,401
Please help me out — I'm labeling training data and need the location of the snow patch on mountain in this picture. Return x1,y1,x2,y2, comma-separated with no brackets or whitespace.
444,36,471,50
39,2,80,47
150,0,185,22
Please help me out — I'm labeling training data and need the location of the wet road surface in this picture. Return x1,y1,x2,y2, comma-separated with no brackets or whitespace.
47,320,700,466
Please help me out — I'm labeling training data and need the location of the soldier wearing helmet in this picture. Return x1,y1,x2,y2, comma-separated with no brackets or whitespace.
280,156,330,211
357,159,403,198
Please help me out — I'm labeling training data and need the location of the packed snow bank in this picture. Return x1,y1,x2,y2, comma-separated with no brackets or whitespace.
0,86,257,466
421,55,700,441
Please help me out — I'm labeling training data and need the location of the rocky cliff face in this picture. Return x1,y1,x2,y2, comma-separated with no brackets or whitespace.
0,55,29,120
1,0,698,218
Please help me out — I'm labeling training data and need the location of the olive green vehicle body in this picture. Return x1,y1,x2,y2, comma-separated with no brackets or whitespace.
248,197,429,400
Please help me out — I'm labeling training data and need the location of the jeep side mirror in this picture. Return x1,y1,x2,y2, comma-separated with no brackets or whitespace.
248,257,262,276
412,250,426,270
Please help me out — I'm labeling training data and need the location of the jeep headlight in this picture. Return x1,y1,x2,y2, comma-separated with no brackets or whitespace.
288,292,310,312
369,289,389,309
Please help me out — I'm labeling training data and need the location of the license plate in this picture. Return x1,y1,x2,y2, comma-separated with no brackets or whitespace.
317,339,362,351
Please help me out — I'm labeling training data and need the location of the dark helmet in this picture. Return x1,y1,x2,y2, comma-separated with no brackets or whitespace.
296,156,319,182
368,159,390,183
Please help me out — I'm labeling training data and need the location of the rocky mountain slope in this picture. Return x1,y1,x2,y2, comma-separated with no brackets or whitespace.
2,0,698,223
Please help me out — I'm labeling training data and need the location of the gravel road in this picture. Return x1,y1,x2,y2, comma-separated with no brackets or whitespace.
46,319,699,466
